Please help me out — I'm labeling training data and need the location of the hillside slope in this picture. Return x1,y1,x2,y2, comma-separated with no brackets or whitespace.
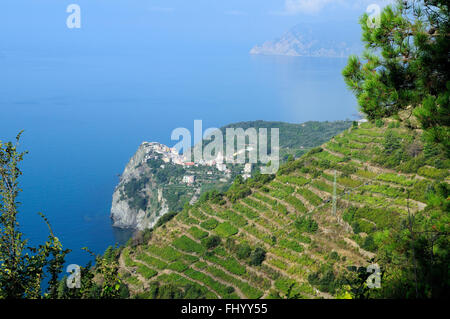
111,121,352,230
117,119,449,299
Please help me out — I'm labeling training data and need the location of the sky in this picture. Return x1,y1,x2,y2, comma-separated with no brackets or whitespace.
1,0,394,54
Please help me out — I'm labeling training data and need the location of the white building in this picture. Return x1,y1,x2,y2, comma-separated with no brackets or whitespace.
182,175,195,184
216,163,227,172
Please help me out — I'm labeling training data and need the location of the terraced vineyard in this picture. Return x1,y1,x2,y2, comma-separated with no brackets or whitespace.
118,120,449,299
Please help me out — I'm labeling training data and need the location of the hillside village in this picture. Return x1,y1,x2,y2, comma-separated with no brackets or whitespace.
142,141,253,184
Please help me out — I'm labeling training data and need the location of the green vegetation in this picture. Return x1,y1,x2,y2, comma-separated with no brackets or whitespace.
123,177,149,210
200,218,219,230
343,0,449,154
249,248,267,266
201,235,221,250
1,134,127,299
118,112,448,300
294,216,318,234
136,253,167,270
376,173,415,187
136,264,158,279
172,236,205,254
214,222,239,238
188,226,209,240
4,1,450,300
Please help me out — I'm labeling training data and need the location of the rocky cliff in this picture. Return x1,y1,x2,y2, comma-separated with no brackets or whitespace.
110,141,237,230
110,142,170,230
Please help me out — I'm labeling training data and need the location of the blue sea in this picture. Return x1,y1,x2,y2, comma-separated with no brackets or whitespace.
0,44,358,268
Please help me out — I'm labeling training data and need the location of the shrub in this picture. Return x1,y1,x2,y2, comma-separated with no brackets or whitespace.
361,235,377,252
201,235,221,250
232,203,259,219
249,248,266,266
307,266,339,294
236,243,252,260
329,251,340,261
199,190,226,205
294,216,318,233
155,211,177,228
277,175,309,186
226,176,252,203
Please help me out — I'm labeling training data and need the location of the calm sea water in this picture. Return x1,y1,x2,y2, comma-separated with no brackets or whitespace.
0,45,357,267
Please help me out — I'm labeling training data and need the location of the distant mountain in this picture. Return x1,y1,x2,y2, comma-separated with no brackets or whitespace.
250,23,362,58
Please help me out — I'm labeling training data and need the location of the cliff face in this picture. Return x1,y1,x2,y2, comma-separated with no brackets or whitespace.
111,141,235,230
110,142,169,230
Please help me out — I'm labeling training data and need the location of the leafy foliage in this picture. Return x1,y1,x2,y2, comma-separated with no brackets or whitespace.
294,216,319,234
0,133,70,299
342,0,450,154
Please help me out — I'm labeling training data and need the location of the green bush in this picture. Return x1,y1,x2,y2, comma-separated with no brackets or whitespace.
307,266,339,294
155,211,177,228
294,216,318,233
329,251,340,261
226,176,252,203
249,248,266,266
236,243,252,260
201,235,221,250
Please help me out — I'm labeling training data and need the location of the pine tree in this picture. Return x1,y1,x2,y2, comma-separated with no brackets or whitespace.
342,0,449,154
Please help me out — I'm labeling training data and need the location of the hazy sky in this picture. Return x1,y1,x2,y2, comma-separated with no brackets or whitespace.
2,0,394,53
